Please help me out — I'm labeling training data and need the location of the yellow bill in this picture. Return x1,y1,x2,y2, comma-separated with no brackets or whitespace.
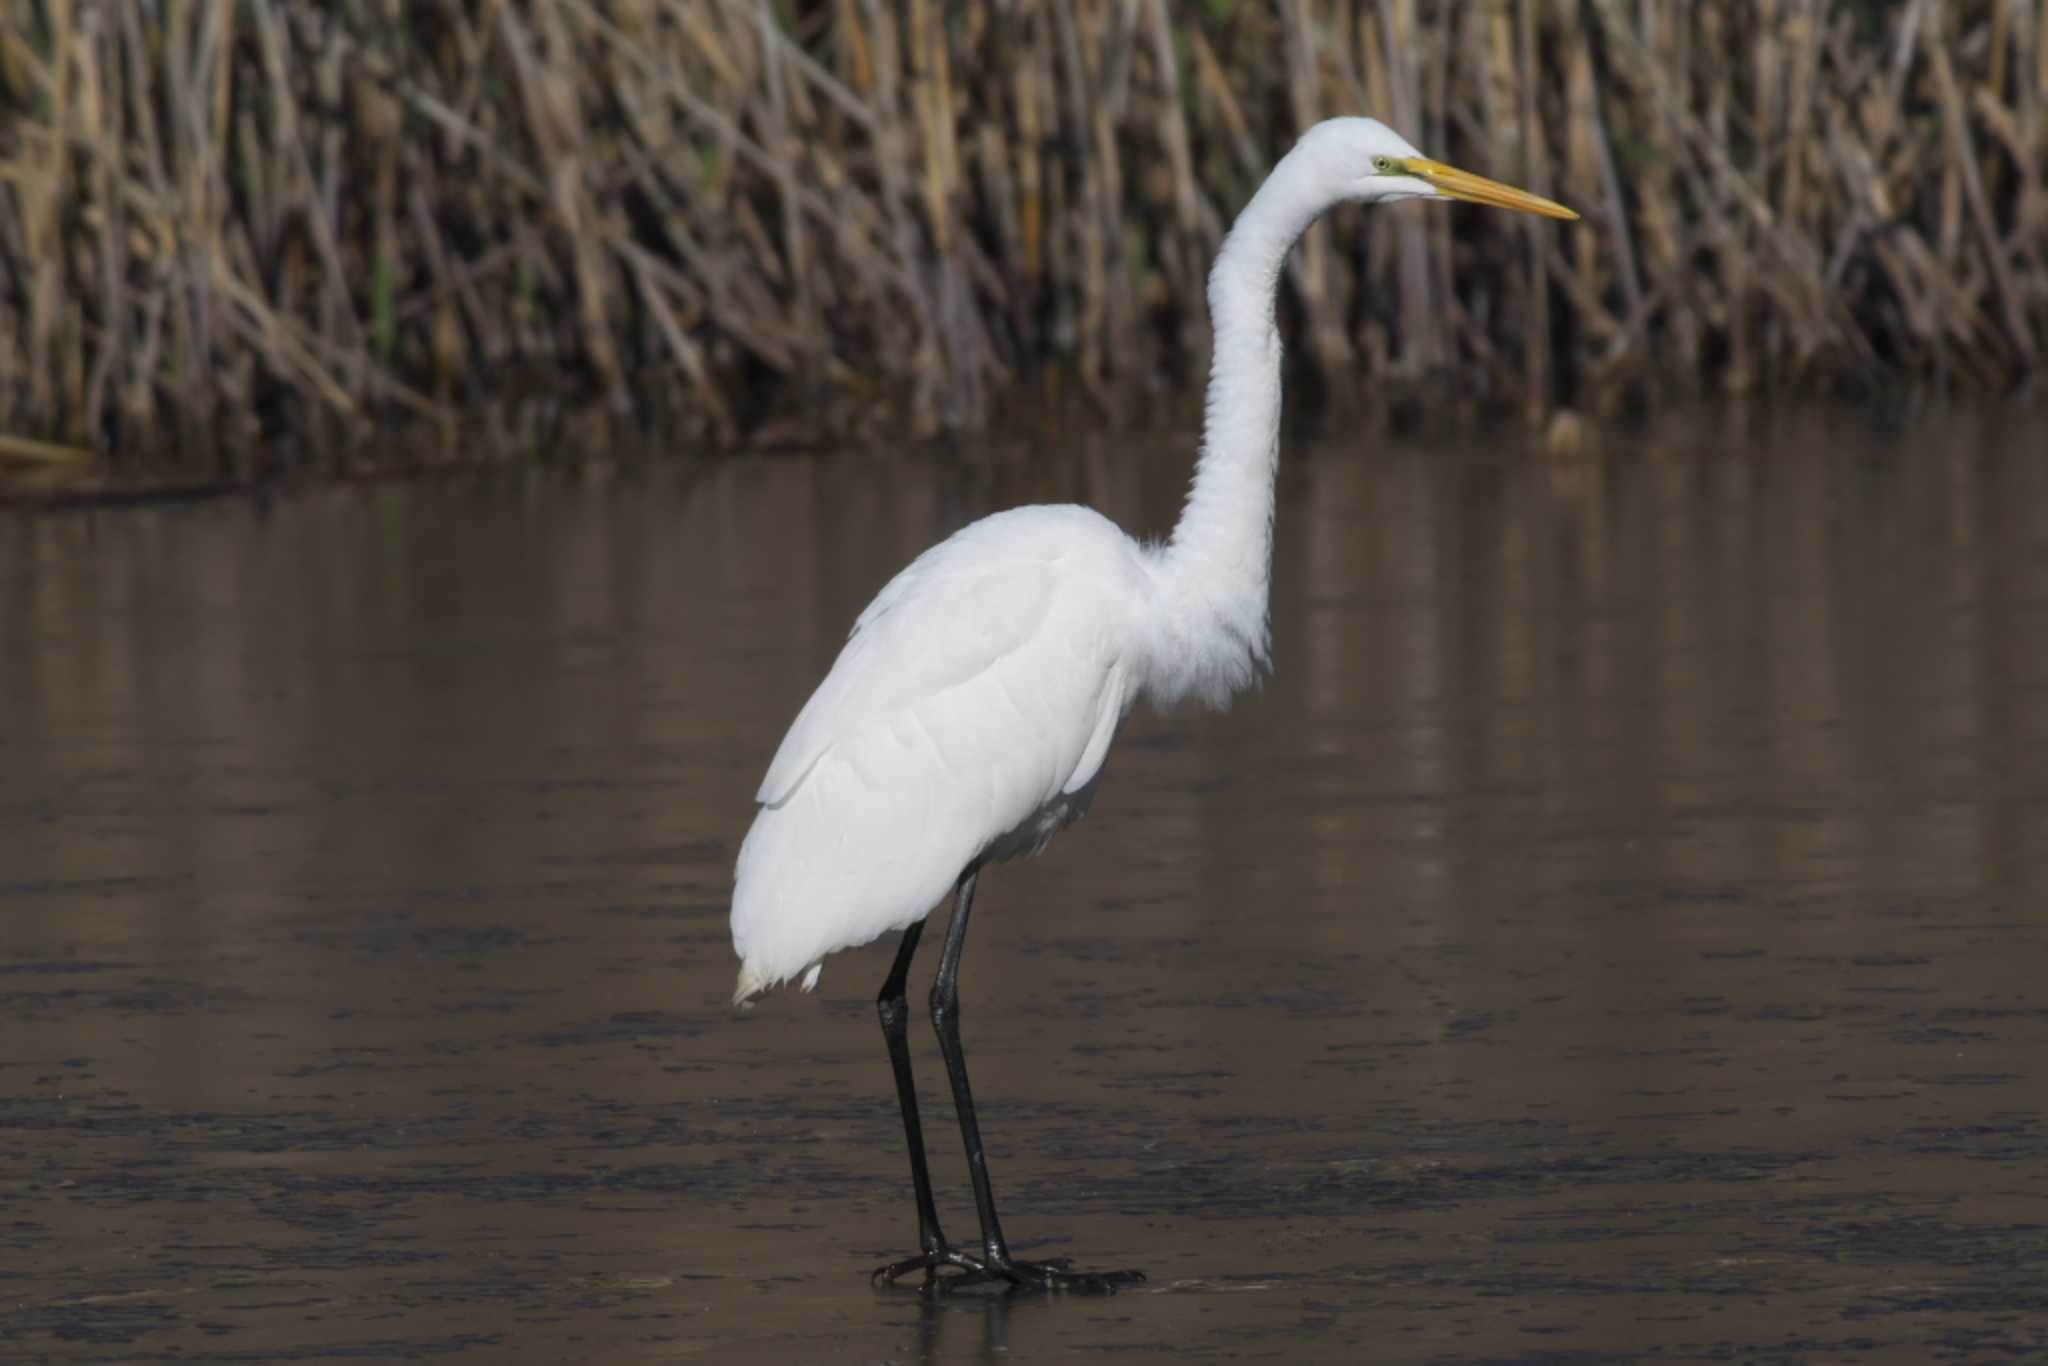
1403,158,1579,220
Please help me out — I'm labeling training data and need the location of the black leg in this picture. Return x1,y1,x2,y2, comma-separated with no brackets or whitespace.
928,867,1010,1262
879,922,946,1248
927,868,1145,1294
872,919,974,1287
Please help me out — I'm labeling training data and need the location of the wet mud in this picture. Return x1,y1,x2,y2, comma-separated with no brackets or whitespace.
4,407,2045,1361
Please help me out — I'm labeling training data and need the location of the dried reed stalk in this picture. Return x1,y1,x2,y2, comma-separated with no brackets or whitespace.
0,0,2043,477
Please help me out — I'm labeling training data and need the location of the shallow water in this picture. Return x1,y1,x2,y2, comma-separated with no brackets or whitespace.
4,406,2046,1362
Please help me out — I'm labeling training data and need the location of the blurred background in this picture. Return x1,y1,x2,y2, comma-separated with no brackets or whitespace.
0,0,2044,484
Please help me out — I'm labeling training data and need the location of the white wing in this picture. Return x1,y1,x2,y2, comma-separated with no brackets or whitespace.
757,540,1059,807
732,507,1149,1000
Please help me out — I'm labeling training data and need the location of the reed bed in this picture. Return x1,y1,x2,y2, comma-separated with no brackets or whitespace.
1,0,2044,476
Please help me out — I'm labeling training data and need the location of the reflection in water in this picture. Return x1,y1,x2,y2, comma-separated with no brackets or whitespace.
3,405,2046,1361
897,1283,1023,1366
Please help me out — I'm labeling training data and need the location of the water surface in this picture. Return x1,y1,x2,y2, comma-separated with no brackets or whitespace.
4,407,2045,1361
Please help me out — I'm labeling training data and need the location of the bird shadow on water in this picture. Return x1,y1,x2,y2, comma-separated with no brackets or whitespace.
870,1264,1289,1362
876,1281,1059,1366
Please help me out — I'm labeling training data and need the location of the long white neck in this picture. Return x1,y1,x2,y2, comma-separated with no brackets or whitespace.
1148,152,1331,709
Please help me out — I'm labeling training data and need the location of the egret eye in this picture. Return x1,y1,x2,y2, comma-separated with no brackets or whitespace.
1371,155,1398,174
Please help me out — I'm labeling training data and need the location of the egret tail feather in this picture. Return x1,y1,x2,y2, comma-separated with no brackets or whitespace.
731,957,824,1007
732,961,773,1007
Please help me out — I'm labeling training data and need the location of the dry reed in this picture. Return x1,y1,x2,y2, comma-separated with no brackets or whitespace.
1,0,2043,476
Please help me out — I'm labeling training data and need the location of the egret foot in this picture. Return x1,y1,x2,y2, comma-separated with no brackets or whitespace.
871,1245,986,1289
873,1247,1143,1295
983,1254,1145,1295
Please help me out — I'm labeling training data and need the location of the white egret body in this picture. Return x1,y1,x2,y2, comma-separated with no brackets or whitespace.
728,117,1576,1291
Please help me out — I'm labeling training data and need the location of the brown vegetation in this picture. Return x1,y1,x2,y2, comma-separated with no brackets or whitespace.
1,1,2044,478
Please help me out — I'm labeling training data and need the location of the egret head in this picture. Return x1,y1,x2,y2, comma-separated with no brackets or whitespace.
1293,117,1579,219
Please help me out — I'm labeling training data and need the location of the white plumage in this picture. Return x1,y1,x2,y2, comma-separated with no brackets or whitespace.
730,118,1577,1010
731,506,1155,1000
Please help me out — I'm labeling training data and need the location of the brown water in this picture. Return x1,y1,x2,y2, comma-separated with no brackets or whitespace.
4,406,2045,1362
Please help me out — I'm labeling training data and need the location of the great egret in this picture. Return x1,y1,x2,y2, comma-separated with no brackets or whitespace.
731,117,1576,1292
